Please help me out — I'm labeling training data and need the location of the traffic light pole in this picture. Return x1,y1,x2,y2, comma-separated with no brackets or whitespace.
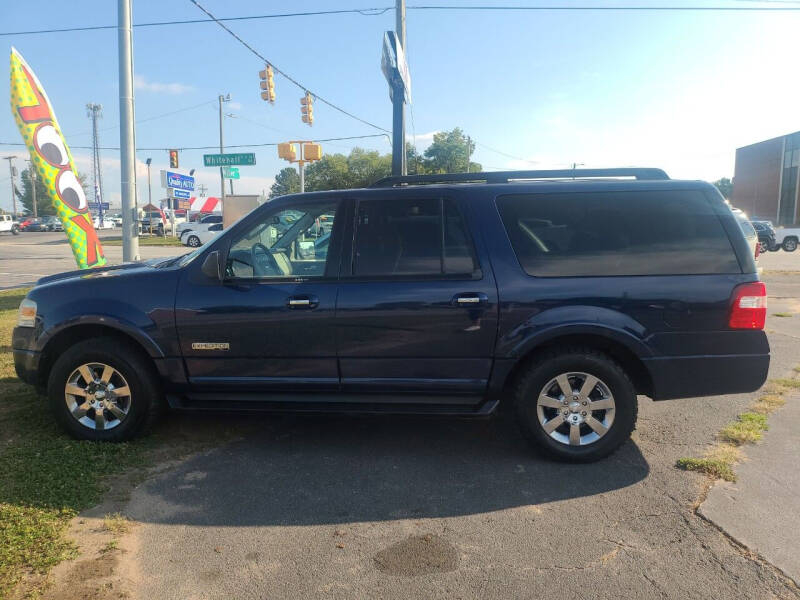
218,95,225,206
299,161,305,194
28,161,37,219
391,0,407,176
118,0,139,261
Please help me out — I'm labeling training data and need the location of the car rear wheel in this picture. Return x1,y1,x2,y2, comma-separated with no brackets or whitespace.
513,348,638,462
783,238,798,252
758,241,768,255
47,337,162,441
187,235,201,247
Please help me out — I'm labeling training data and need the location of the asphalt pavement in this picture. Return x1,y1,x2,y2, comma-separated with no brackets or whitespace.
118,270,800,599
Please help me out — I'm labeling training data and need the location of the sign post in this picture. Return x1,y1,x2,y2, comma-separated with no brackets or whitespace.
382,31,411,176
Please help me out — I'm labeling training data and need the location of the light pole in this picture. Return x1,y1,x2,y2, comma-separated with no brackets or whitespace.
218,94,230,203
26,160,37,219
145,157,152,206
118,0,139,261
3,156,16,216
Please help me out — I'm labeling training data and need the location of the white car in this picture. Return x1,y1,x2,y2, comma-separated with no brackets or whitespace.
0,214,19,235
774,227,800,252
181,223,223,248
93,216,115,230
176,214,223,238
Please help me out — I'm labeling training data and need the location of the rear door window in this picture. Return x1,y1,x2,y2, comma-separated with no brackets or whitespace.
353,197,480,278
496,190,740,277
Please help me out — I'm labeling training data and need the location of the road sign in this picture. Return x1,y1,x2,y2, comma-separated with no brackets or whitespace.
203,153,256,167
382,31,411,103
160,170,195,191
222,167,240,179
88,202,110,210
168,188,191,199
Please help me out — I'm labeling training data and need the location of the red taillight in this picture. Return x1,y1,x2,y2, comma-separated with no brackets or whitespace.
729,282,767,329
754,242,761,259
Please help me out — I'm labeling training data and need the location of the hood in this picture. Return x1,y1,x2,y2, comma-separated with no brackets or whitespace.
35,258,166,286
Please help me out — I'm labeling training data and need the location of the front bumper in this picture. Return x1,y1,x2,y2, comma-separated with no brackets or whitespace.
12,326,41,386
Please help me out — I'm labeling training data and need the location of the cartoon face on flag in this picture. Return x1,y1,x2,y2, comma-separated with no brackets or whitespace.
10,47,106,269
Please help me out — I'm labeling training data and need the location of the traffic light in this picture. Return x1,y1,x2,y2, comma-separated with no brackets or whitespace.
301,92,313,126
169,149,179,168
303,143,322,161
278,143,296,161
259,65,275,103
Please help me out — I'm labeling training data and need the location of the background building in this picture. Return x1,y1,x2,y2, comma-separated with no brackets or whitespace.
732,131,800,226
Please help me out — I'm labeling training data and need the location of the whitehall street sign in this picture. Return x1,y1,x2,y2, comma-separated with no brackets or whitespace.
203,153,256,167
222,167,240,179
168,188,191,199
160,170,195,191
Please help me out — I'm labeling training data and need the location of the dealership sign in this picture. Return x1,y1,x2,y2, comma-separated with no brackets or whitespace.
160,170,195,191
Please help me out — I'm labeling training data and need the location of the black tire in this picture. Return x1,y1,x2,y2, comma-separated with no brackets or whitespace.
757,241,768,255
513,347,638,462
187,235,201,247
783,237,798,252
47,337,163,442
11,226,19,235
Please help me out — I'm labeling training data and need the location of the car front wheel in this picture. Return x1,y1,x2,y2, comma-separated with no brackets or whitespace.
783,238,798,252
514,348,638,462
47,337,162,441
187,235,201,247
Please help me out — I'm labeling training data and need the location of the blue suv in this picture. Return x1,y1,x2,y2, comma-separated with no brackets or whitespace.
12,169,769,462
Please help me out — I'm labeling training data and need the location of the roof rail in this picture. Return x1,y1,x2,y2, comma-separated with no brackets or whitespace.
369,168,670,188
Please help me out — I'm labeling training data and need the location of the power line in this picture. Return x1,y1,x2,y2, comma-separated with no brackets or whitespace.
475,142,539,164
407,3,800,9
0,134,389,152
0,8,394,37
188,0,390,134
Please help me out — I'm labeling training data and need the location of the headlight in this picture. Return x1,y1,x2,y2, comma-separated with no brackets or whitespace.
17,298,37,328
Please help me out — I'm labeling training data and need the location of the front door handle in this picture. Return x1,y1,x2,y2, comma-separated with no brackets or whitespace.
286,295,319,309
452,292,489,306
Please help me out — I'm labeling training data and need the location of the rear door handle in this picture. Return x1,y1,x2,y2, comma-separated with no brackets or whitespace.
286,295,319,309
452,292,489,306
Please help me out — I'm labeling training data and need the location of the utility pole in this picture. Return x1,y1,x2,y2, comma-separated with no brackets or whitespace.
391,0,407,176
3,156,16,216
299,161,305,194
218,94,230,203
466,136,471,173
196,183,208,197
118,0,139,261
27,160,37,218
87,103,104,222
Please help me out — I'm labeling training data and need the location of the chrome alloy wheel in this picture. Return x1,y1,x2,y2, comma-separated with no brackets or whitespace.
536,372,616,446
64,363,131,431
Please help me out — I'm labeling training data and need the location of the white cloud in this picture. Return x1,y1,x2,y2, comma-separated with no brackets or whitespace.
134,74,193,95
411,130,439,150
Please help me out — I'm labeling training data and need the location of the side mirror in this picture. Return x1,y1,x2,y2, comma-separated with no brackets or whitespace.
201,250,222,281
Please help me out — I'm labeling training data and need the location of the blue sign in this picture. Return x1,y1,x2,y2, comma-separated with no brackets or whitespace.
172,189,191,199
162,170,195,191
88,202,110,210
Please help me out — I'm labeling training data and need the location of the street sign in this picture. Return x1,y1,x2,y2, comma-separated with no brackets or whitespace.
160,170,194,191
88,202,110,210
168,188,191,199
203,153,256,167
381,31,411,103
222,167,240,179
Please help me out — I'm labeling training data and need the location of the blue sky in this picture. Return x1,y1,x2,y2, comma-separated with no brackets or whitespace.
2,1,799,211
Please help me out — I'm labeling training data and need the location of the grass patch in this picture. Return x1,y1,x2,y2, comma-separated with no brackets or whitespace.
751,393,786,414
100,539,119,554
771,312,793,318
676,458,737,482
103,513,130,535
0,289,154,597
103,235,184,247
718,412,768,445
772,378,800,390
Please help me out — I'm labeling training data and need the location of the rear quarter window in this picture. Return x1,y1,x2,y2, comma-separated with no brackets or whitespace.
496,190,740,277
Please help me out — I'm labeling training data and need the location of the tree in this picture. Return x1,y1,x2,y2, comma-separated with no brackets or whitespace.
713,177,733,199
15,168,57,216
422,128,482,174
268,167,300,199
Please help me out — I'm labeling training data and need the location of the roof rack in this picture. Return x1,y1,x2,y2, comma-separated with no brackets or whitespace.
369,168,670,188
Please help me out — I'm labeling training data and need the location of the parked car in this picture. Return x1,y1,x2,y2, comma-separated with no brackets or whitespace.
17,217,35,231
25,219,49,232
751,220,778,253
93,216,115,230
140,210,166,234
176,213,222,238
774,226,800,252
0,214,20,235
731,209,759,260
12,168,769,463
181,223,223,248
109,214,123,228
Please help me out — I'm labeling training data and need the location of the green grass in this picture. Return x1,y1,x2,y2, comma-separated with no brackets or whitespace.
718,412,769,445
103,235,184,247
0,289,153,597
772,312,793,318
772,378,800,390
676,457,737,482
